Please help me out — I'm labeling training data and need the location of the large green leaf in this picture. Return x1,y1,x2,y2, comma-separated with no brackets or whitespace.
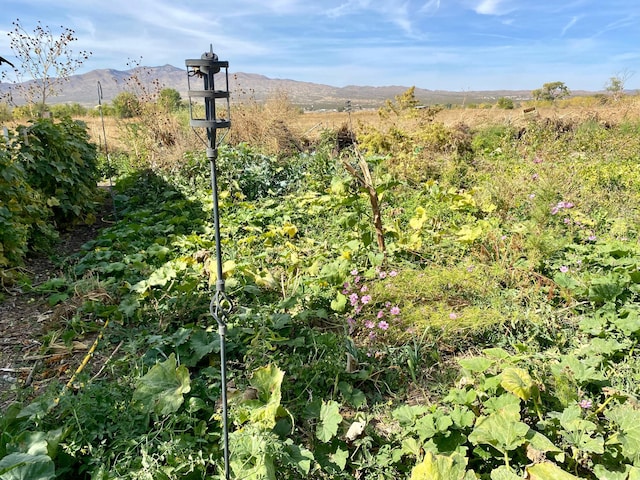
458,356,493,373
605,404,640,462
0,452,55,480
132,353,191,415
316,400,342,443
490,465,522,480
246,364,286,430
468,402,529,453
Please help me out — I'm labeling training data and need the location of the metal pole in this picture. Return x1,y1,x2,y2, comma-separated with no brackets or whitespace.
186,49,232,479
207,145,231,480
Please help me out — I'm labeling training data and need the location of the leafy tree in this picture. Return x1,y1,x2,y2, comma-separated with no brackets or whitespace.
531,81,570,102
112,91,141,118
50,102,88,118
496,97,514,109
157,88,182,113
7,19,91,110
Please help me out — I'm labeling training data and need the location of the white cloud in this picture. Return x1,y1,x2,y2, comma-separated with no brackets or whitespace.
561,16,579,36
474,0,511,16
420,0,440,14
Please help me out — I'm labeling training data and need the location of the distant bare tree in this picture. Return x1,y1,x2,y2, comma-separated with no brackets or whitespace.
7,19,91,110
605,69,634,102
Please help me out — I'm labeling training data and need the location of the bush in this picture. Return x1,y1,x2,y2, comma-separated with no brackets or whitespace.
18,117,100,225
496,97,515,109
0,138,54,267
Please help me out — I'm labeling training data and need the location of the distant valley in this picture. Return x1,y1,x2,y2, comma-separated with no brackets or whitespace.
0,64,596,110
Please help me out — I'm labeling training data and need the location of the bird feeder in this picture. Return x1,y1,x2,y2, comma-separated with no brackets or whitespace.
185,45,232,480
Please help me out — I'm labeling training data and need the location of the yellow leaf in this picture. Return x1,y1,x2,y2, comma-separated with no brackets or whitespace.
282,222,298,238
527,461,580,480
47,196,61,207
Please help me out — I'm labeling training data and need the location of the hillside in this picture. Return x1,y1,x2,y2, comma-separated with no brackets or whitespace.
0,64,596,110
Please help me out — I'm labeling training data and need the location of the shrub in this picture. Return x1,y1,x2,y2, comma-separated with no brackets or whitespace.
496,97,515,109
18,117,100,225
0,137,53,267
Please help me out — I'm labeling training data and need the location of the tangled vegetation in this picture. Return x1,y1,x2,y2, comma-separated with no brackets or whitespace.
2,92,640,479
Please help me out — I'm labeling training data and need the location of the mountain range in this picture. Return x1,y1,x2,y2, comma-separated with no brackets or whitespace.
1,64,593,110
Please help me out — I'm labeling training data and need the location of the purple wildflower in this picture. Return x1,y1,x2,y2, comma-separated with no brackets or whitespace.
579,399,593,409
390,306,400,315
378,320,389,330
361,295,372,304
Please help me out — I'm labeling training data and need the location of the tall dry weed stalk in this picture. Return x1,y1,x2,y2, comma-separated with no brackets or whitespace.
229,91,306,155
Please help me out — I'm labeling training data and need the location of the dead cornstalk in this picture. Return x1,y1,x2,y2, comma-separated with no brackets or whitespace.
341,152,386,257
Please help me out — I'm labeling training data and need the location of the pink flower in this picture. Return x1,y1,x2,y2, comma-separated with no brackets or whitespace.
377,310,384,319
532,173,539,180
588,234,597,241
365,320,374,329
379,271,387,279
449,312,458,320
579,399,593,409
378,320,389,330
390,306,400,315
350,269,358,276
361,295,372,304
360,285,368,293
559,265,569,273
533,156,543,164
389,270,398,277
349,293,359,306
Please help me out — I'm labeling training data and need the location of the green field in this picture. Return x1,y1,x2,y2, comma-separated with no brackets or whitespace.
2,92,640,479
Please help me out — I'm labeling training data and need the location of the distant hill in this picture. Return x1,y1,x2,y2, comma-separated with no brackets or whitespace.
0,64,594,110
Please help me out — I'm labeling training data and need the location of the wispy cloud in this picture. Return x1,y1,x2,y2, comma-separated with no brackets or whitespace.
474,0,512,16
561,16,580,36
3,0,640,91
420,0,440,14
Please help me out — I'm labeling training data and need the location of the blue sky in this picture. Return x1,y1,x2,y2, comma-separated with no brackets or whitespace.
1,0,638,91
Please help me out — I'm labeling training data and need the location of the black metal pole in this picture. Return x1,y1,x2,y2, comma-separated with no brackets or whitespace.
207,144,230,480
186,49,232,479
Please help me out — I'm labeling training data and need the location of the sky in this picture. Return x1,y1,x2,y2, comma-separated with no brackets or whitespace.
1,0,639,92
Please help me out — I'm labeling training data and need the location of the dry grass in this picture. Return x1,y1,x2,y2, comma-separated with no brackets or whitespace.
72,94,640,165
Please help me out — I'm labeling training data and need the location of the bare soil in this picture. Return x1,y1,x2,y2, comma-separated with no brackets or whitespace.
0,194,115,411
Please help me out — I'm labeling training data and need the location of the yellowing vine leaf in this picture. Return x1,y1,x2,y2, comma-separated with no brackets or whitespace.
526,461,580,480
410,452,474,480
501,367,533,401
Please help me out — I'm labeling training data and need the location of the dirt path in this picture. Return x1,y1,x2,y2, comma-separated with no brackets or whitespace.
0,196,114,410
